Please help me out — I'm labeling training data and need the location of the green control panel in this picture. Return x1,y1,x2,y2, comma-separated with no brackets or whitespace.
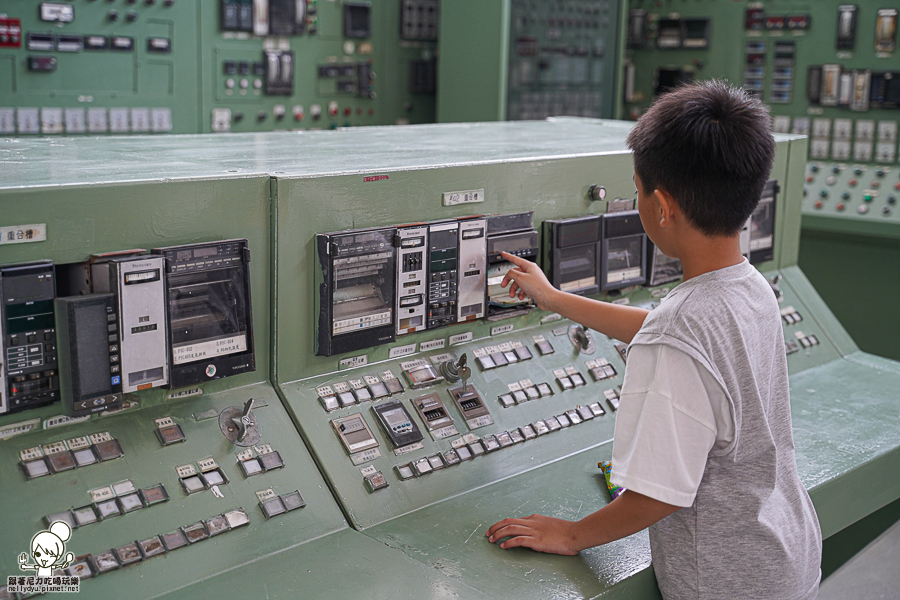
437,0,624,123
1,121,898,599
0,0,437,135
620,0,900,360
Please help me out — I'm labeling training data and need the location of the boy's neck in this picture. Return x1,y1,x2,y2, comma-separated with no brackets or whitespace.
676,232,745,282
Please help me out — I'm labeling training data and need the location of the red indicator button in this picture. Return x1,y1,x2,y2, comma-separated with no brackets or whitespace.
836,203,846,211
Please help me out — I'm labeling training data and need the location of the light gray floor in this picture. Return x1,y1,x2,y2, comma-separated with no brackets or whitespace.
819,519,900,600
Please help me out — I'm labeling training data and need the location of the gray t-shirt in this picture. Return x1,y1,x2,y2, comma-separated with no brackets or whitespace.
625,259,821,600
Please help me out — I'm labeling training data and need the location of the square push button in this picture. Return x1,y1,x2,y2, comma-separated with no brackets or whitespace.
515,346,533,361
139,484,169,506
139,536,165,558
73,447,98,467
91,550,120,574
545,416,561,431
260,497,287,519
490,352,508,367
66,559,94,579
117,492,144,513
456,445,473,461
73,505,99,527
281,491,306,510
182,522,209,544
115,543,142,566
512,390,528,404
537,382,553,397
204,514,231,536
499,393,516,408
240,458,263,477
180,476,206,495
162,529,189,551
259,451,284,472
536,340,554,355
93,439,124,462
395,463,415,480
364,471,389,492
442,448,461,465
47,450,75,473
22,457,51,480
96,499,121,519
477,355,496,371
201,469,227,488
44,511,75,529
156,424,186,446
224,508,251,529
384,378,404,395
337,391,357,408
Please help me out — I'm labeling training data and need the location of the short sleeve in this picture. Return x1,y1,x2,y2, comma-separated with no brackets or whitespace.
609,344,719,508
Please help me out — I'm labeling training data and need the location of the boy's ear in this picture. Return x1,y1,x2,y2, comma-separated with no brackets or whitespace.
654,188,678,227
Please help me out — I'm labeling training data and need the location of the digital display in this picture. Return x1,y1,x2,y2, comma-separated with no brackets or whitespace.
193,247,218,259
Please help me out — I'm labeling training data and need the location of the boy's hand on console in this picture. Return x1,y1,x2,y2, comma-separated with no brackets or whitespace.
500,252,558,311
486,513,580,556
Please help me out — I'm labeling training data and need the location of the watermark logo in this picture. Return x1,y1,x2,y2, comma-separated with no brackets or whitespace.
8,521,80,594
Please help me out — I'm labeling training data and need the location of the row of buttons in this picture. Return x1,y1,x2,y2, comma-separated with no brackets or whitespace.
46,482,169,530
474,342,534,370
6,331,53,346
63,508,251,581
392,398,614,484
318,376,405,412
20,436,124,480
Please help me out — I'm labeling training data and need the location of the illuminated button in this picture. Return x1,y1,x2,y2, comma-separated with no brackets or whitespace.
73,447,98,467
139,536,166,558
225,78,235,89
836,203,846,211
73,505,99,527
22,457,51,479
864,194,874,202
498,393,516,407
503,350,518,364
525,386,540,400
260,497,287,518
240,458,263,477
259,451,284,471
48,451,77,473
353,387,372,402
536,382,553,397
570,373,586,387
93,439,124,461
91,550,120,574
204,514,231,536
239,78,249,89
427,454,446,469
320,394,339,411
115,542,142,566
182,522,210,543
857,204,869,214
96,499,121,519
156,424,186,446
162,529,189,551
139,484,169,506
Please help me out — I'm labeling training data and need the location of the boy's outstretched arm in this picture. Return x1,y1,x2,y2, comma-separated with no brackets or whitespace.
485,490,681,555
500,252,650,344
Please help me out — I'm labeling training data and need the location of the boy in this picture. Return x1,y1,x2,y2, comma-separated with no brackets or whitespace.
485,80,822,600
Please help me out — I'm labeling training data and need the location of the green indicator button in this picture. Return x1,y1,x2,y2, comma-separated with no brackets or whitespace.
864,194,874,202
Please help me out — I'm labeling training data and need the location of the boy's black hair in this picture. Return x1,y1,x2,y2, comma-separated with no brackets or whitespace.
626,80,776,237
